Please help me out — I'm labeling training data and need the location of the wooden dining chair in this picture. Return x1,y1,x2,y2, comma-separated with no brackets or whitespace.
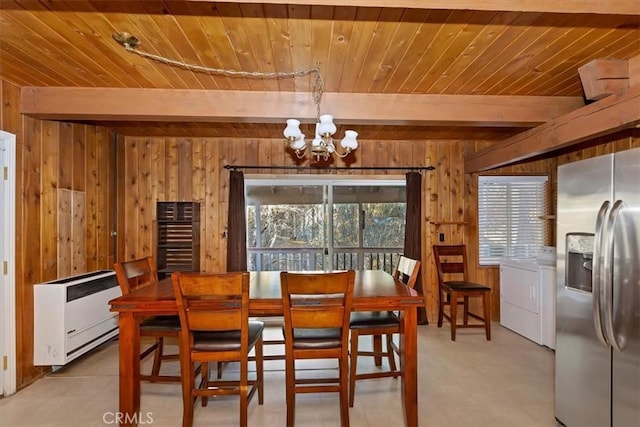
113,256,181,383
348,256,421,407
280,270,355,427
172,272,264,427
433,244,491,341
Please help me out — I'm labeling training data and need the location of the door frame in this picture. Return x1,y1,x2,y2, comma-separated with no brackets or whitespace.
0,130,17,396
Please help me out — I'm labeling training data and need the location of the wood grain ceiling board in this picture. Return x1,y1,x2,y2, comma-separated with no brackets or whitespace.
0,1,639,140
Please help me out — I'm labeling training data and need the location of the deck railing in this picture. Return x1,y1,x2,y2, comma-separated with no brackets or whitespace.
248,247,402,275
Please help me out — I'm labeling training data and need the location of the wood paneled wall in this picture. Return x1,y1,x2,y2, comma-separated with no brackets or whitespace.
5,73,638,389
1,79,117,389
117,136,547,324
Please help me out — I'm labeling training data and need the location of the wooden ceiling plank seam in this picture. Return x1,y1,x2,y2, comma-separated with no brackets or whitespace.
540,41,640,99
200,4,251,90
1,4,102,87
486,14,618,95
162,1,222,90
309,5,334,100
148,0,216,90
8,0,119,87
459,12,561,95
71,0,174,89
519,17,636,95
286,3,314,93
508,20,622,95
392,10,458,94
418,10,498,94
181,0,239,90
29,2,134,86
402,9,476,94
451,11,543,94
435,10,522,94
381,9,452,94
238,3,280,92
42,0,143,88
468,13,578,95
336,7,383,92
137,1,205,89
262,3,296,92
521,29,640,96
102,2,182,89
0,47,62,87
322,5,357,93
366,8,429,93
202,0,640,16
351,7,405,93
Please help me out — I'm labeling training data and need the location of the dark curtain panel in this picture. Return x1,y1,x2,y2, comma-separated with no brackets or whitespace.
226,170,247,272
405,172,427,324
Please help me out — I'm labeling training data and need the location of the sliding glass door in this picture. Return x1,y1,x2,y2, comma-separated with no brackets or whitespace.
245,178,406,273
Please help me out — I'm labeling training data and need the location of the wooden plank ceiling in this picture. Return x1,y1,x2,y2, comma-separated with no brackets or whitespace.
1,0,639,143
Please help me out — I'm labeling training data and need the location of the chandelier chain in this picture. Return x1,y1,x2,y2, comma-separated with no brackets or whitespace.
120,40,323,120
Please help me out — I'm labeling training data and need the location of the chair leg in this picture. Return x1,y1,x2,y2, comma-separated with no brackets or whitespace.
240,356,249,427
449,291,458,341
200,362,209,407
463,296,470,325
181,361,195,427
483,291,492,341
339,355,350,427
385,334,397,373
151,337,164,378
437,290,444,327
285,355,295,427
348,330,359,407
256,338,264,405
217,362,223,379
372,335,382,366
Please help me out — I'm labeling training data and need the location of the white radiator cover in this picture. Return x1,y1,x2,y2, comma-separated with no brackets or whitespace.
34,270,122,366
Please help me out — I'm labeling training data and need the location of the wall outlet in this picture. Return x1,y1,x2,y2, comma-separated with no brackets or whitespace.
439,233,445,242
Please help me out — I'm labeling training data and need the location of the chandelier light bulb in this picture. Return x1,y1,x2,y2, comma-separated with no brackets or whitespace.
317,114,337,137
290,134,306,151
340,130,359,151
283,119,302,140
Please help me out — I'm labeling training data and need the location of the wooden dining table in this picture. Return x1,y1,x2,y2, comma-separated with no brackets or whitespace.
109,269,424,426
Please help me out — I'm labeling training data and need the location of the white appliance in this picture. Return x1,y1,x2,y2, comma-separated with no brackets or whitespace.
500,246,556,349
34,270,121,367
556,147,640,427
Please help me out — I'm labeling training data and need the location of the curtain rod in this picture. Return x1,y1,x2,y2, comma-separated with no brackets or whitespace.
224,164,435,172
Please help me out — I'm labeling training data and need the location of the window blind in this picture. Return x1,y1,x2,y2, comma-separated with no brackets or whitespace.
478,176,548,265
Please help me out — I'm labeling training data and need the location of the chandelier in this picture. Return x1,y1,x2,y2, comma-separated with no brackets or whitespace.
112,32,358,162
284,116,358,161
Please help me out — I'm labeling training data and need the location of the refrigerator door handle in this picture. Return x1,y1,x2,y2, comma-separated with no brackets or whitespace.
592,200,610,346
603,199,625,352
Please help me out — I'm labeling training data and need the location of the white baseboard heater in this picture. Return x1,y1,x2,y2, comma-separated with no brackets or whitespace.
34,270,122,367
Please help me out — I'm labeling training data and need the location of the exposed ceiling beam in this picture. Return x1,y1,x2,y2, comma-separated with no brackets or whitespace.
20,87,583,128
204,0,640,15
464,85,640,173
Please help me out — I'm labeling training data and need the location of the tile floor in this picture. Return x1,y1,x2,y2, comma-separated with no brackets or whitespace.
0,323,556,426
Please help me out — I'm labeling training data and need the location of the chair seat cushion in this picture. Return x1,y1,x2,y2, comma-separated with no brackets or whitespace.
286,327,341,349
349,311,399,329
443,281,491,291
193,320,265,352
140,315,181,331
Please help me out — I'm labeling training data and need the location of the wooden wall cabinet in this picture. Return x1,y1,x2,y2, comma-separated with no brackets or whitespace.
156,201,201,273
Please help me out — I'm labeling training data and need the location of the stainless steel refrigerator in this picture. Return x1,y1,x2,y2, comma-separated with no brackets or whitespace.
555,147,640,427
